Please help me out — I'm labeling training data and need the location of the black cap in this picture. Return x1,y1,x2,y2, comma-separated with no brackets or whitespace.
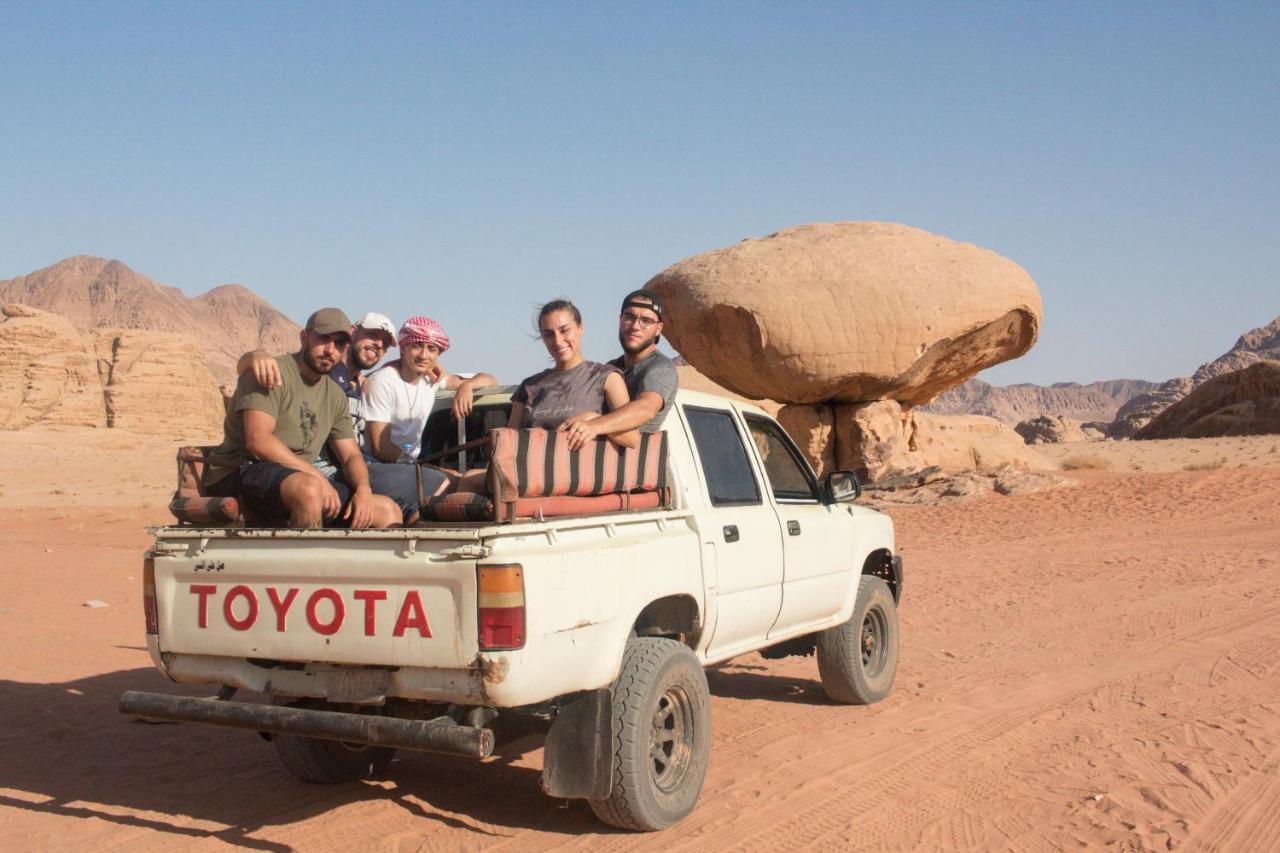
621,289,663,320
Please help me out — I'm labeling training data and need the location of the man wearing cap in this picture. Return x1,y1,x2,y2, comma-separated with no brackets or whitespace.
206,308,403,528
361,315,496,521
559,289,679,450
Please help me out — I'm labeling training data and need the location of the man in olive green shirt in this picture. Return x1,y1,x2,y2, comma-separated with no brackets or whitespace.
206,308,401,528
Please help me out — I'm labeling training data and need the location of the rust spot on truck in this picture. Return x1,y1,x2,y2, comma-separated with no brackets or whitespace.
480,655,509,685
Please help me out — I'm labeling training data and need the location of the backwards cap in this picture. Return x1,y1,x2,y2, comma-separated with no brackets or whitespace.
621,288,663,320
398,315,450,352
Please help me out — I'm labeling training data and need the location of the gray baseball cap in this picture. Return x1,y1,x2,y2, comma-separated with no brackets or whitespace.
304,307,352,336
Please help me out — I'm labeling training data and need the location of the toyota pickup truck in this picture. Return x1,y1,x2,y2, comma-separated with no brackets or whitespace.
123,387,902,831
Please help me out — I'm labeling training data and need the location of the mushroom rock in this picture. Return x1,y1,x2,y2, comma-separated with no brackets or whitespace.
777,404,835,476
646,221,1042,405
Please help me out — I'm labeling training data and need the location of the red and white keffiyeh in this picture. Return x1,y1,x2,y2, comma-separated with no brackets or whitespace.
397,315,450,352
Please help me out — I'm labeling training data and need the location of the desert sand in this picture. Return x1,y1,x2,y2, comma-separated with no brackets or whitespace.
2,427,1280,851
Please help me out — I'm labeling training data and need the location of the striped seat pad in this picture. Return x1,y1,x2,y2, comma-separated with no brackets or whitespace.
487,428,667,499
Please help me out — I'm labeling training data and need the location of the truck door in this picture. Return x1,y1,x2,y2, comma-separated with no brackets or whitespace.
742,415,850,637
683,405,785,657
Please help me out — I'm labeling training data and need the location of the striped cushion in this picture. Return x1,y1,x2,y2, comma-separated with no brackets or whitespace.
169,445,244,525
487,428,668,500
422,492,494,522
169,495,241,525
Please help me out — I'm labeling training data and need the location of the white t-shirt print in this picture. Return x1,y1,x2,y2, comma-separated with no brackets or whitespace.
359,363,446,460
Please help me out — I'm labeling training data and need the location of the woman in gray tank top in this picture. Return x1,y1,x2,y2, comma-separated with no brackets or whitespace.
508,300,641,449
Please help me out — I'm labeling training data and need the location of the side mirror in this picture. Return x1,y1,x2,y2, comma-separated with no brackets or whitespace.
823,469,861,504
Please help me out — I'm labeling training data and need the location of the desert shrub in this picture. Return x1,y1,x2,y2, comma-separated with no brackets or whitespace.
1184,457,1226,471
1060,454,1111,471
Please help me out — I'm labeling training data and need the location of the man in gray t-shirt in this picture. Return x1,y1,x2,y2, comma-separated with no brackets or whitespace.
560,289,679,450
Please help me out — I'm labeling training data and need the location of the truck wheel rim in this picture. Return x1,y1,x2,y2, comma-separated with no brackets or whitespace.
650,686,694,793
861,607,888,676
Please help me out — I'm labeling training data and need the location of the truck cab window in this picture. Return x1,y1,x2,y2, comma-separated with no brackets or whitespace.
684,406,761,506
745,416,820,503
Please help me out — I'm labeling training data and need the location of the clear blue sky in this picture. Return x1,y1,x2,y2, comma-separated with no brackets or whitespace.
2,2,1277,388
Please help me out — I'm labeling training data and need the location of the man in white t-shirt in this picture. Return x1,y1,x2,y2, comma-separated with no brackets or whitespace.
361,315,496,523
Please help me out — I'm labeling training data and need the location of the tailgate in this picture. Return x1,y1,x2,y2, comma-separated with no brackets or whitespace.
152,535,479,669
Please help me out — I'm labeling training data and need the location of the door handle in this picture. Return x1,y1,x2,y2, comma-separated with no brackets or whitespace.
723,525,740,543
787,520,801,536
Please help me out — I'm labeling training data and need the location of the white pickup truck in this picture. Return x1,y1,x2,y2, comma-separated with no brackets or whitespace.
123,387,902,831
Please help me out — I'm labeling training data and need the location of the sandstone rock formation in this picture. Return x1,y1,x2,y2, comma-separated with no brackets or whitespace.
646,222,1042,405
923,378,1156,425
1014,415,1088,445
0,304,105,429
775,399,1050,482
0,256,299,382
95,330,224,437
1135,361,1280,440
1107,377,1195,439
1,303,224,437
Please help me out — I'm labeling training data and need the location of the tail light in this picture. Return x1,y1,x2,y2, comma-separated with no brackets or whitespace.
143,556,159,635
477,564,525,650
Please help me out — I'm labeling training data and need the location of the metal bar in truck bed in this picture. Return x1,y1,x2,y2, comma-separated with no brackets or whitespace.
119,691,494,758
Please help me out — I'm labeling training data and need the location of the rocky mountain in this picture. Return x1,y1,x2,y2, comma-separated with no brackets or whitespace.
1192,316,1280,383
920,378,1157,426
0,256,299,382
1136,361,1280,439
1109,314,1280,437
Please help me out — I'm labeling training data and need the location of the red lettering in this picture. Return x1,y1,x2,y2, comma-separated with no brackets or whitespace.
306,588,345,635
223,585,259,631
267,587,299,632
353,589,387,636
189,584,217,628
393,591,432,638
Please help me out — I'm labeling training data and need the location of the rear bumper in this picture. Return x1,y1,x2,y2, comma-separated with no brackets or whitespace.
119,691,494,758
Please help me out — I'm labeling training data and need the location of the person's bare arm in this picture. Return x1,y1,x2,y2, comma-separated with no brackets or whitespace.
599,373,641,449
507,402,526,429
365,420,402,463
243,409,341,516
444,372,498,419
236,350,282,390
560,391,663,450
329,437,377,528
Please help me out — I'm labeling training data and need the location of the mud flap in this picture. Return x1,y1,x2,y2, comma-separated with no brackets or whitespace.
541,688,614,800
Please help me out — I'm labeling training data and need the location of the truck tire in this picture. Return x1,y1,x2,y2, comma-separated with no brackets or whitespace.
588,637,711,831
817,575,899,705
272,701,397,784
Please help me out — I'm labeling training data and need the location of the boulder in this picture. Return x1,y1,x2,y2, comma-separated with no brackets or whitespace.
1135,361,1280,439
1106,377,1194,439
0,304,105,429
646,221,1042,405
1014,415,1087,445
94,330,225,438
